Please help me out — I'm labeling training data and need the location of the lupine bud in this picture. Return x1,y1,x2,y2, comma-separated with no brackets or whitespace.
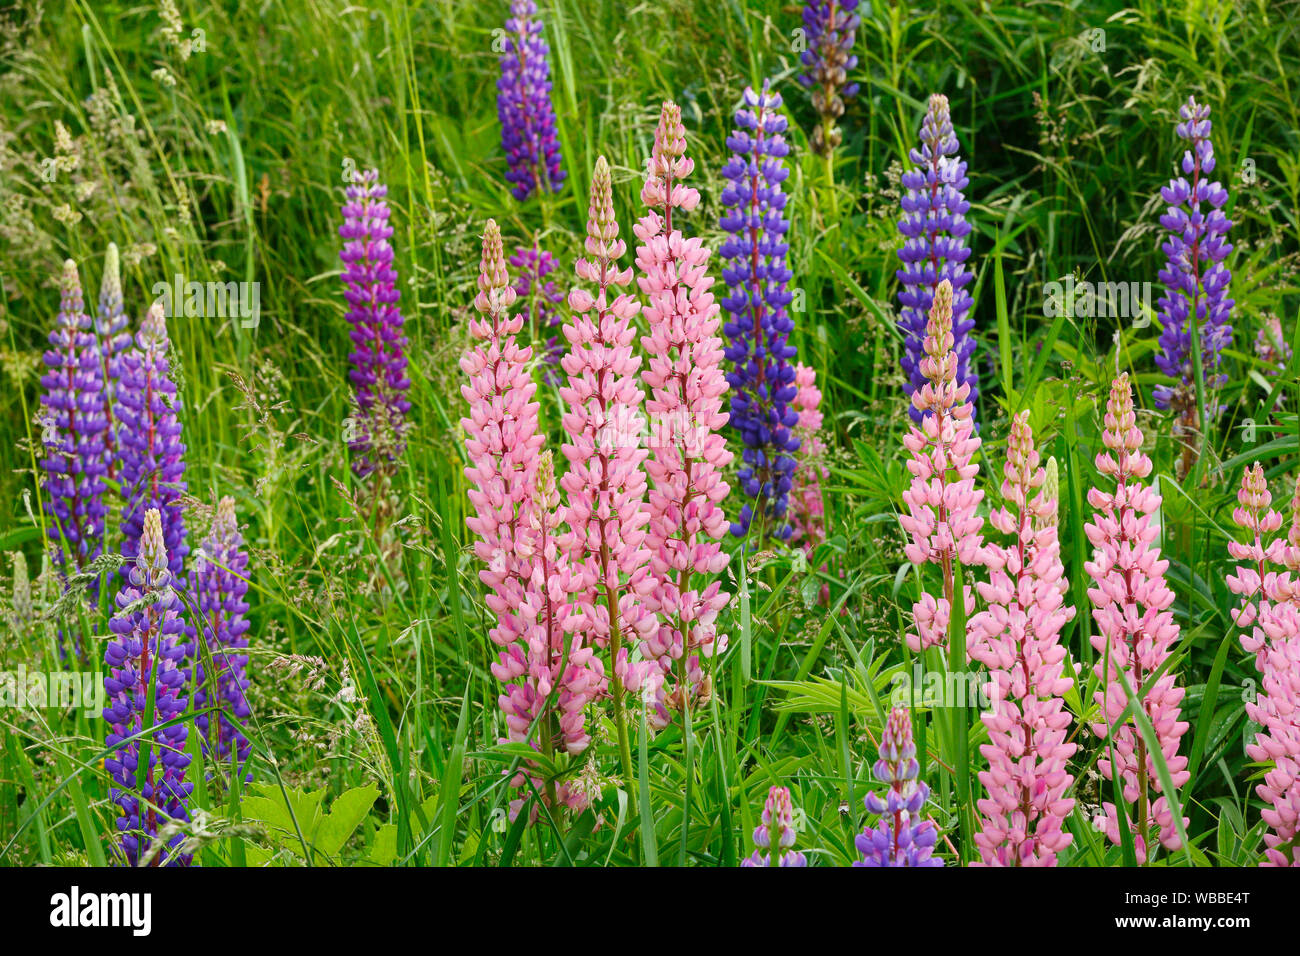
854,707,942,866
898,280,983,652
497,0,565,201
798,1,861,155
741,785,809,867
193,496,252,776
1085,373,1190,862
103,508,192,867
897,94,977,423
635,101,733,730
340,168,410,478
95,243,131,484
969,412,1077,866
720,82,800,541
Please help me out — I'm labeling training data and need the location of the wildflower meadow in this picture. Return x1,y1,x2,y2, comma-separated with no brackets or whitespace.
1,0,1299,915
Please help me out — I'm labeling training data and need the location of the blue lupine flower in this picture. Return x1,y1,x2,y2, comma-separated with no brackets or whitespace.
798,0,861,154
854,707,943,867
720,83,800,540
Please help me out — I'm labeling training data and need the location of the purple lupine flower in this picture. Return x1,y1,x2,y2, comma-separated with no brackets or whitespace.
340,169,411,478
854,707,943,867
193,496,252,775
497,0,566,201
509,245,565,385
117,303,188,583
95,243,132,485
1154,96,1234,434
39,259,108,657
741,785,809,867
798,0,861,155
897,93,976,423
103,507,192,867
720,83,799,540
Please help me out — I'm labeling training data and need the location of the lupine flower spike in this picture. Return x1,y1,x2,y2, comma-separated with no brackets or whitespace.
193,496,253,777
103,508,192,867
340,168,411,479
855,707,942,866
95,242,131,484
1226,466,1300,866
969,413,1077,866
497,0,565,201
560,155,651,776
899,280,983,653
720,83,800,541
1085,373,1190,862
897,94,976,423
788,364,828,559
117,303,188,584
635,101,734,730
798,0,861,155
39,259,108,658
511,245,566,384
741,785,809,867
1154,96,1233,478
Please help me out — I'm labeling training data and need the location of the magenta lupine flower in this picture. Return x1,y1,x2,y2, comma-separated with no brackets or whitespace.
192,496,252,775
1227,467,1300,866
855,707,942,866
510,245,566,385
117,303,188,585
95,243,131,485
1085,373,1190,862
340,169,410,478
787,364,827,556
741,785,808,867
1154,97,1234,442
898,280,983,652
719,82,800,541
558,156,654,754
463,222,597,812
897,94,976,424
102,508,192,867
969,412,1077,866
497,0,566,201
40,260,109,660
634,101,734,730
798,0,861,155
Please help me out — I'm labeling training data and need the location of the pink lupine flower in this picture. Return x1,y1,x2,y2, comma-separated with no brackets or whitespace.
634,101,734,729
463,220,584,806
1227,466,1300,866
1085,373,1190,862
559,156,653,770
788,364,827,554
898,279,983,652
969,412,1077,866
493,451,604,812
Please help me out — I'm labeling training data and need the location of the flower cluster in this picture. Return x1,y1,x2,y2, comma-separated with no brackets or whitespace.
798,0,861,155
1226,466,1300,866
510,245,566,384
340,168,410,478
102,508,192,867
117,303,189,585
897,94,976,422
787,363,827,556
969,412,1077,866
95,242,132,483
741,785,808,867
719,83,799,541
634,101,734,729
855,707,942,866
497,0,565,200
898,280,983,652
192,496,253,776
39,259,108,656
1085,373,1190,862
